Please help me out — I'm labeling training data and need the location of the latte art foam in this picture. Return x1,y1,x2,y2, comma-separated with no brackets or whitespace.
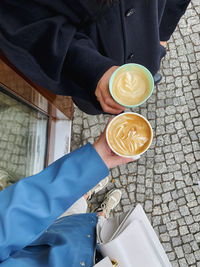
112,67,150,106
107,114,152,156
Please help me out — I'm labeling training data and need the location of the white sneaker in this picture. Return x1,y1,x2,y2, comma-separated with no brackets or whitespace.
87,176,109,200
99,189,122,218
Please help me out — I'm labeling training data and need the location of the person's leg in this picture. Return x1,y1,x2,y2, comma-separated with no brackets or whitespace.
96,189,122,219
87,176,109,200
59,177,110,218
59,196,88,218
160,0,191,41
95,189,123,243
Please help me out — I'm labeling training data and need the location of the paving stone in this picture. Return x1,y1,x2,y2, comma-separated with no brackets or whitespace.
154,183,163,194
162,192,172,203
113,178,121,189
186,193,196,202
153,195,162,205
136,193,145,202
181,162,189,173
185,253,196,265
180,225,190,235
194,251,200,261
90,125,101,137
152,215,161,226
183,243,192,254
137,175,145,184
168,252,176,261
172,236,182,247
194,232,200,243
179,206,190,216
176,181,186,189
162,181,175,192
136,184,145,194
111,167,120,178
121,198,131,205
178,217,187,226
162,203,169,213
83,119,89,128
152,206,162,216
184,174,193,186
189,223,200,234
170,211,182,220
185,215,194,225
144,200,153,212
174,170,183,180
182,234,195,245
127,162,137,173
162,242,173,253
119,165,129,175
192,141,200,151
87,116,98,126
175,246,184,258
128,192,135,202
169,229,178,237
82,129,91,139
185,153,195,164
162,173,174,181
127,183,136,192
154,162,168,174
120,175,127,186
160,233,170,242
168,201,178,211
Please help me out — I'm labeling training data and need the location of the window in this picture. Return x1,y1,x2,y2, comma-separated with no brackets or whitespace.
0,54,72,191
0,86,48,190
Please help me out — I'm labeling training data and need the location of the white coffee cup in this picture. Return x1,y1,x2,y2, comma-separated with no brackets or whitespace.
106,112,153,160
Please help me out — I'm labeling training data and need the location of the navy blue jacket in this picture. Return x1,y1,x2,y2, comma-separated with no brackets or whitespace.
0,0,190,107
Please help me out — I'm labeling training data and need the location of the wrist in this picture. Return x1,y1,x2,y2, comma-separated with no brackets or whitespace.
93,142,108,168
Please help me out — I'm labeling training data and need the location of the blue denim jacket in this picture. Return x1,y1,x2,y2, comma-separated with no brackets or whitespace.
0,143,109,266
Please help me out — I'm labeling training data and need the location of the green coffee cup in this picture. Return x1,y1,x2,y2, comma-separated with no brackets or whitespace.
109,63,154,108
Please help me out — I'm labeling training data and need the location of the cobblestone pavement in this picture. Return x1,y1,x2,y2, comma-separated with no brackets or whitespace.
71,1,200,266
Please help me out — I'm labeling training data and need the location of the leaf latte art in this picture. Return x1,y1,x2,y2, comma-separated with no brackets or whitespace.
107,114,152,156
112,67,150,106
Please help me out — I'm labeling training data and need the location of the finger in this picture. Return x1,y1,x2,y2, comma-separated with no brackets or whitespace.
96,88,124,114
104,96,125,111
97,94,124,114
102,89,125,111
100,102,124,114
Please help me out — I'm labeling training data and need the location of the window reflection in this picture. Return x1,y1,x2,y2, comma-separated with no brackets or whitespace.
0,87,48,190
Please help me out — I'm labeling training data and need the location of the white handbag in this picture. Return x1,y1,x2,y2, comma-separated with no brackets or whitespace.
98,204,172,267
